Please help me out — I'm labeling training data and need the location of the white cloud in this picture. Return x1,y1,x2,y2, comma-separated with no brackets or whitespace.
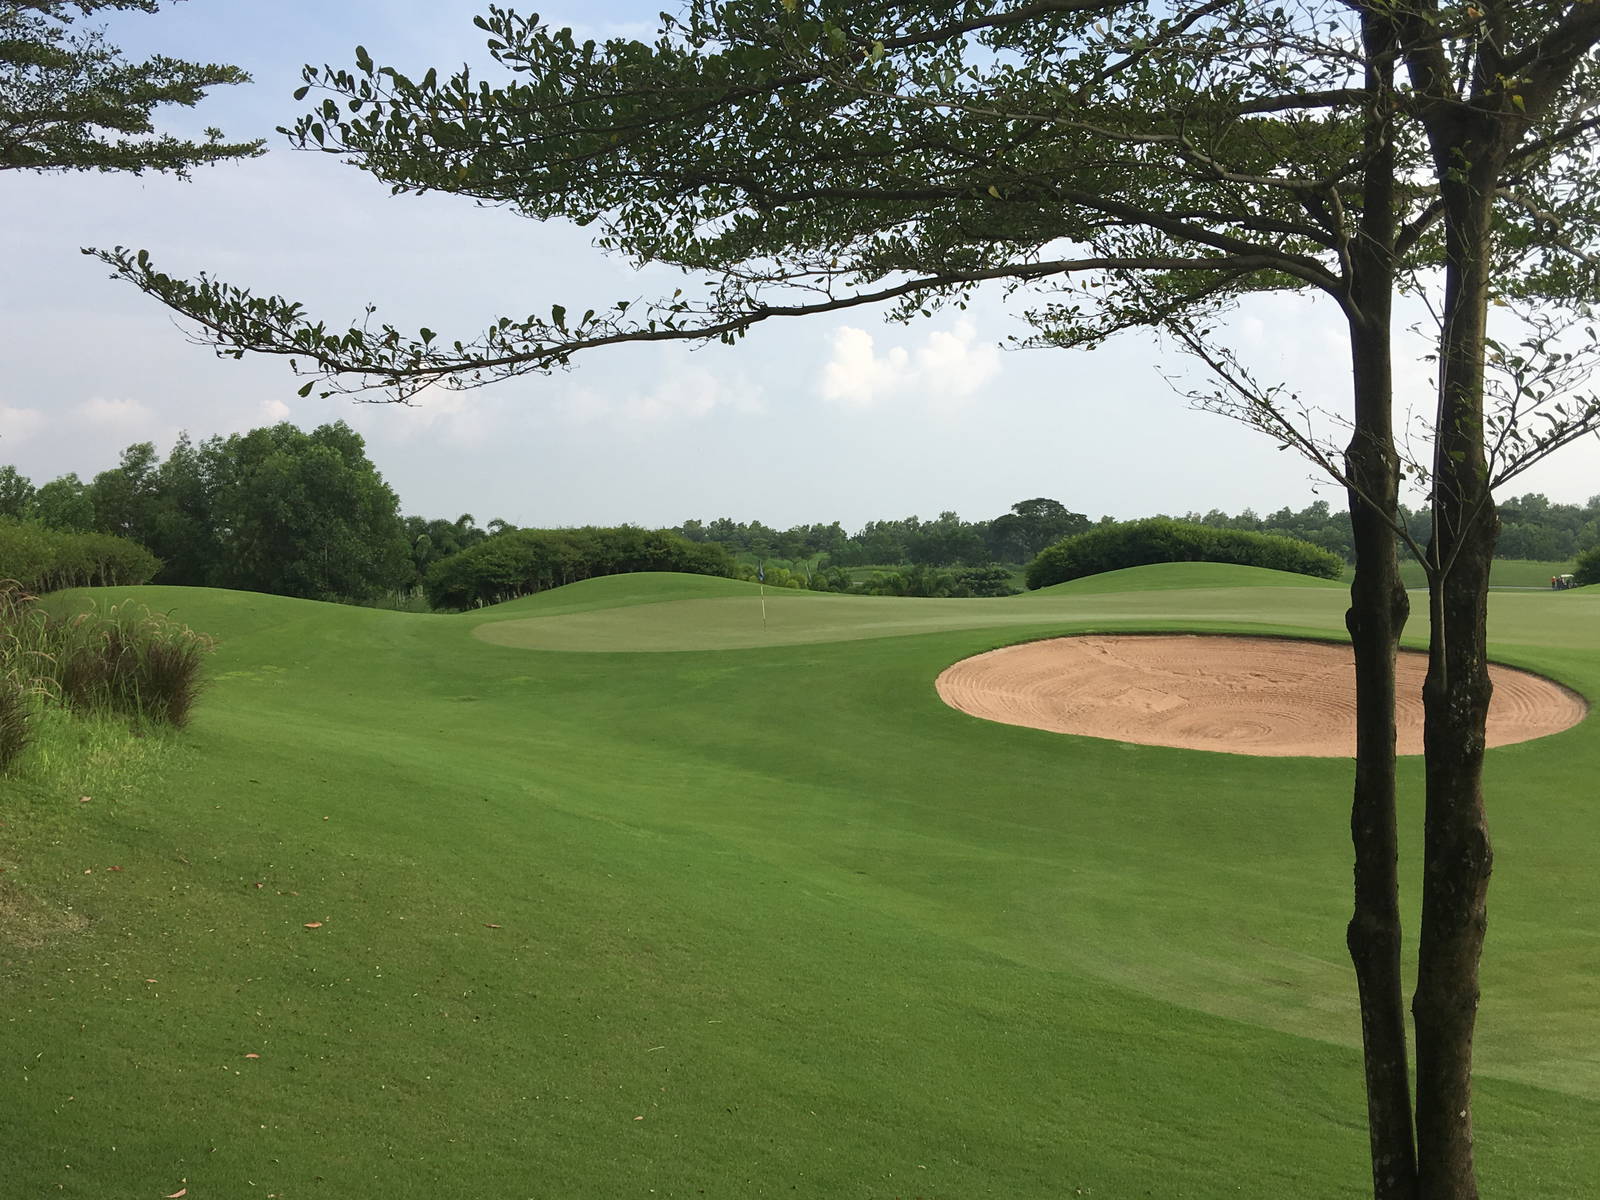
0,405,47,444
819,320,999,411
619,364,763,424
536,364,765,431
821,327,910,408
349,384,509,451
77,396,155,432
259,397,293,424
915,323,1002,404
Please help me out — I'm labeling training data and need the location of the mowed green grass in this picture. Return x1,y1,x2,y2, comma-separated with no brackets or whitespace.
1347,557,1577,590
5,564,1599,1198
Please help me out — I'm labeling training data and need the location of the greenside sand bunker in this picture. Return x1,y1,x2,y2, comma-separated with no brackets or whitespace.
936,634,1587,757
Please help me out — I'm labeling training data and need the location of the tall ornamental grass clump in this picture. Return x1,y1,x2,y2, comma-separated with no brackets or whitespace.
0,582,213,770
0,583,51,770
0,676,28,769
53,599,214,727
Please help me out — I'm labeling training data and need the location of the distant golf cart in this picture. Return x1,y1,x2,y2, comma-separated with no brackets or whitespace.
1552,573,1578,590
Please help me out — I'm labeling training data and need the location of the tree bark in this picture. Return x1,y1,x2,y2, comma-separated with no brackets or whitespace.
1412,131,1503,1200
1345,321,1417,1200
1343,18,1417,1197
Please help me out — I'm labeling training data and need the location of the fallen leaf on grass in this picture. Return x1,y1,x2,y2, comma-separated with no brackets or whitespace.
244,1053,260,1059
253,882,264,889
107,866,124,872
79,796,91,804
634,1115,644,1121
303,922,323,929
484,923,502,929
144,979,157,984
166,1190,187,1198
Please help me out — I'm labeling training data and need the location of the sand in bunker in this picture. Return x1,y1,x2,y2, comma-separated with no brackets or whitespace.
935,634,1587,757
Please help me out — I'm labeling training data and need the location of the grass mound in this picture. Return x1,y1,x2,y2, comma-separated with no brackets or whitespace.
2,575,1597,1198
1024,560,1348,596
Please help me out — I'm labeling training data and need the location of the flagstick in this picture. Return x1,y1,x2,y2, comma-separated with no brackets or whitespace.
759,581,767,633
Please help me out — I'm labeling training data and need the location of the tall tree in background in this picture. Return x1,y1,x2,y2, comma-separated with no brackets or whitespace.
987,498,1091,562
2,423,411,600
32,472,94,530
0,464,34,519
207,421,410,602
93,4,1600,1196
0,0,262,174
87,438,160,539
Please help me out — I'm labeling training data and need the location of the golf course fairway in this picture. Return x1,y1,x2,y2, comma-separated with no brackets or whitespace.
5,563,1598,1198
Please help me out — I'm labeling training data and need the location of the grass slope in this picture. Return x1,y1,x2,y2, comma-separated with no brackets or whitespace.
474,565,1355,652
4,566,1599,1198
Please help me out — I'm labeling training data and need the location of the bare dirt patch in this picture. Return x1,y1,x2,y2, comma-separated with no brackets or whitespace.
935,634,1587,757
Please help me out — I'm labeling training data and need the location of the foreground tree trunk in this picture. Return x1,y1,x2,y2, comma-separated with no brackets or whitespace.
1412,126,1505,1200
1343,19,1417,1196
1345,324,1418,1200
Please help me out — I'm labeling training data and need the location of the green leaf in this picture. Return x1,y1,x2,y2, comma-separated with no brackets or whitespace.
297,380,316,397
354,45,374,75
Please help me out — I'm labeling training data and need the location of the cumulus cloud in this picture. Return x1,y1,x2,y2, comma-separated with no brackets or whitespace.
540,364,765,431
821,327,910,408
619,365,763,424
77,396,155,432
259,397,293,424
348,384,510,451
818,320,999,411
0,405,47,444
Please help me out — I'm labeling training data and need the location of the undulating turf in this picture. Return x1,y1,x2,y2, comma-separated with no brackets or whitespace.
5,565,1598,1198
1345,556,1577,590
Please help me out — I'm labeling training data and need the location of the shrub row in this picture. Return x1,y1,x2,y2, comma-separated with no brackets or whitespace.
856,564,1020,597
0,519,159,593
1025,517,1346,589
424,526,735,609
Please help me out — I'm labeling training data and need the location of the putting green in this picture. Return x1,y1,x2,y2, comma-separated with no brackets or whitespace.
6,564,1599,1199
472,565,1354,651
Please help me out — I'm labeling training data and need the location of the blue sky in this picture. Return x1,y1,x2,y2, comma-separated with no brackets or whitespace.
4,0,1596,529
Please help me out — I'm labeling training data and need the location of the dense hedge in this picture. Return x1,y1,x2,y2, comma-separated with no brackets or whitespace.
0,519,160,592
1573,545,1600,588
1025,517,1346,589
424,526,735,609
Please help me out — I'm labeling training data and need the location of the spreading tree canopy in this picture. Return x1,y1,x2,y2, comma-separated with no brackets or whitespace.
90,4,1600,1198
1,0,262,174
